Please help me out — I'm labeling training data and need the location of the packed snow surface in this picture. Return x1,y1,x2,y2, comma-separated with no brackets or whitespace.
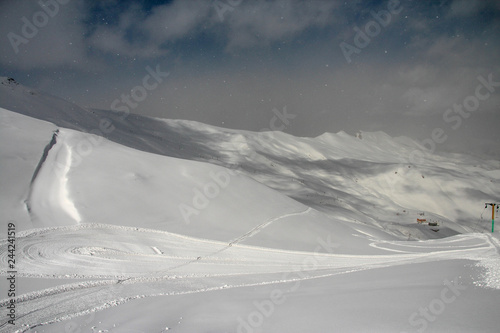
0,78,499,332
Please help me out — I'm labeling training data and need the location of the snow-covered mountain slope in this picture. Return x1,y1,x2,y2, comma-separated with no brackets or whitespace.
1,76,499,237
1,77,500,332
0,107,392,254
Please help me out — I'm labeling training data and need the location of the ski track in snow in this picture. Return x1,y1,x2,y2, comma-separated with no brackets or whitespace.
0,223,499,331
117,207,314,280
229,207,313,245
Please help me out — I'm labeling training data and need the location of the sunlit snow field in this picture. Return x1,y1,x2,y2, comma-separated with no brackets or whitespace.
1,77,499,332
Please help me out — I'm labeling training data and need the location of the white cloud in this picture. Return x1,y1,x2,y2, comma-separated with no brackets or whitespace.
0,0,344,67
223,0,340,50
88,0,341,56
144,0,212,42
88,0,213,58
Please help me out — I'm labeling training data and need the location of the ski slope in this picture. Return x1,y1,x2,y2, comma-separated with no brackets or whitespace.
1,223,498,332
0,77,500,332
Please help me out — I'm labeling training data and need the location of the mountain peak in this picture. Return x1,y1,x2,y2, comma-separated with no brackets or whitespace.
1,76,19,86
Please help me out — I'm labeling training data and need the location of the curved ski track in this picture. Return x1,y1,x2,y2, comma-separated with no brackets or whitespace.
0,223,498,332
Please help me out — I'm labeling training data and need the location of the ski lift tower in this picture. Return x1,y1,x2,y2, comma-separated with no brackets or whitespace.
485,203,499,233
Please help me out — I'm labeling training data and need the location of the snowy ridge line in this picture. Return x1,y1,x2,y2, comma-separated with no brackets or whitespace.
24,129,59,223
29,129,59,185
23,131,81,226
59,142,81,222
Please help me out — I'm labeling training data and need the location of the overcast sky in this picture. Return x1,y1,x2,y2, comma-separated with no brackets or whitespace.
1,0,499,158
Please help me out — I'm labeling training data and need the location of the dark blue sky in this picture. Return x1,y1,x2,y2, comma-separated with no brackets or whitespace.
1,0,499,157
